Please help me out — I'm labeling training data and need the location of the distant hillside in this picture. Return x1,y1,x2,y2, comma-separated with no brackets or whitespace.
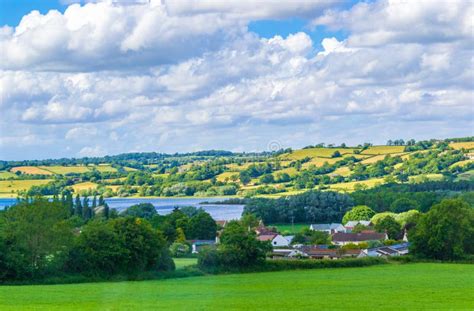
0,137,473,198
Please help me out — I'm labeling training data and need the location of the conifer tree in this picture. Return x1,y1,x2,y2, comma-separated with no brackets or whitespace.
75,194,82,218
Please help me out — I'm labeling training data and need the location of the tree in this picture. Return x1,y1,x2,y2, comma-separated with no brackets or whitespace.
187,211,217,240
410,199,474,260
240,213,260,230
342,205,375,224
331,151,341,158
259,174,274,184
69,217,174,275
74,194,82,218
122,203,157,220
1,199,73,279
375,216,402,239
390,198,420,213
175,227,186,243
239,171,251,185
218,221,271,268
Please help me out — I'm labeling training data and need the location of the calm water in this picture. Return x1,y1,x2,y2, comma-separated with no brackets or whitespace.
0,197,244,221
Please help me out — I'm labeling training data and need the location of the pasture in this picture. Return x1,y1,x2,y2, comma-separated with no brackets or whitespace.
0,179,52,198
281,147,356,160
361,145,405,155
0,264,472,310
70,182,99,193
329,178,384,192
270,223,309,234
10,166,53,175
0,171,18,179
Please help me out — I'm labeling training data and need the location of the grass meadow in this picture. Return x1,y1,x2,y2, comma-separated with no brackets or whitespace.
0,263,472,310
0,179,53,198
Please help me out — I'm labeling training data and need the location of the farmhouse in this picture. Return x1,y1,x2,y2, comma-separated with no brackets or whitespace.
310,223,346,234
332,231,387,246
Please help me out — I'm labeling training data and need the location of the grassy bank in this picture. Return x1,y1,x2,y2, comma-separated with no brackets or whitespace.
1,263,473,310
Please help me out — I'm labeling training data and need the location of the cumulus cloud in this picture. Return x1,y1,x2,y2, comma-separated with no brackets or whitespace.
0,0,472,160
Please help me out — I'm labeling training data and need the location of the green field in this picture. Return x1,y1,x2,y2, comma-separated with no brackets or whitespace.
173,258,197,270
270,223,310,234
0,264,472,310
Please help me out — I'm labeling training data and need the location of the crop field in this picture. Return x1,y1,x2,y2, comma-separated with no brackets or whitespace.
39,166,91,174
332,166,352,177
281,148,357,161
0,179,52,197
216,172,239,182
457,170,474,181
70,182,99,193
92,165,117,173
10,166,53,175
329,178,384,192
450,159,474,168
1,264,472,310
449,141,474,150
272,167,298,177
361,146,405,155
301,157,340,168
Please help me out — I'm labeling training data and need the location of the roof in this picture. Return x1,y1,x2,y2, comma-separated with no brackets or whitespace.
283,235,294,243
332,232,386,242
310,223,344,230
257,234,278,242
255,225,278,236
345,220,371,228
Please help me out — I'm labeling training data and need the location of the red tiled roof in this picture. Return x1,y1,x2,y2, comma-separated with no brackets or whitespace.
257,234,277,241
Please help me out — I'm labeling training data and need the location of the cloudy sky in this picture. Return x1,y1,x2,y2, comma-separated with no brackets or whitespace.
0,0,473,160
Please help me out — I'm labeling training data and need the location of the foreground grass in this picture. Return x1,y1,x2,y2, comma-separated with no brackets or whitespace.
173,258,197,270
1,263,473,310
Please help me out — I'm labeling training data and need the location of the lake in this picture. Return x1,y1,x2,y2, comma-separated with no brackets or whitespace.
0,197,244,221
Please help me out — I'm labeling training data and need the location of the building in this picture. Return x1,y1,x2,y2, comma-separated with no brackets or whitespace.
310,223,346,234
358,243,410,258
331,231,387,246
257,234,293,247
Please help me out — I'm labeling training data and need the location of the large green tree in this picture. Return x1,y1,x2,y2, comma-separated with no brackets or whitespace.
375,216,402,240
410,199,474,260
122,203,157,220
187,211,217,240
342,205,375,224
1,199,73,279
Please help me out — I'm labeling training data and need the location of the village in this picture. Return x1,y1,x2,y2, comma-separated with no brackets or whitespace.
188,219,410,261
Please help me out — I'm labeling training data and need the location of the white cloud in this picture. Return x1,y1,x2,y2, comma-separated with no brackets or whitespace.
0,0,472,160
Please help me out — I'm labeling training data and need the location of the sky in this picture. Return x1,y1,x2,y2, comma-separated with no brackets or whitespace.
0,0,473,160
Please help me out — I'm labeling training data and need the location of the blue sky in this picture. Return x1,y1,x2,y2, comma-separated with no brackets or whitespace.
0,0,472,160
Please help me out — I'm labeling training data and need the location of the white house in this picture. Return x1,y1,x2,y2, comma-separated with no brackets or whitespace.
257,234,292,247
344,220,372,231
310,223,346,234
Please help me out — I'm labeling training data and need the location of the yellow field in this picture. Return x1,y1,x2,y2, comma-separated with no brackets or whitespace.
70,182,99,193
123,167,138,172
281,148,357,160
360,152,407,164
272,167,299,177
329,178,385,192
225,163,254,171
449,159,474,168
216,172,239,182
10,166,53,175
39,166,90,174
332,166,352,177
302,157,340,168
92,165,117,173
361,146,405,155
0,179,52,197
449,141,474,150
